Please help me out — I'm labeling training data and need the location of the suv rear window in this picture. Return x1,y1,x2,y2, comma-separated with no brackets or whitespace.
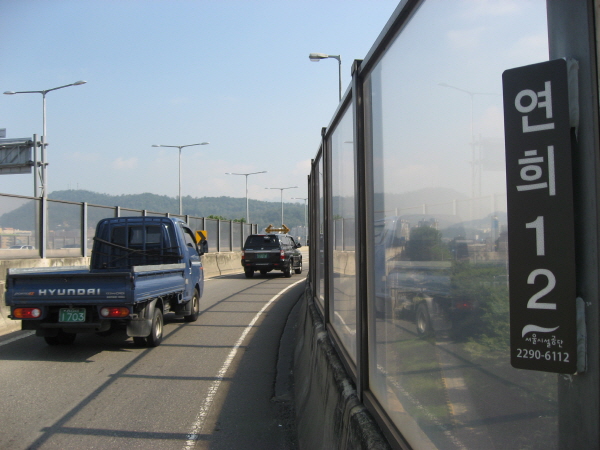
244,235,280,248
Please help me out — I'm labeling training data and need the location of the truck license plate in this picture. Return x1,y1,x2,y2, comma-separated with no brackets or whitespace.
257,254,268,259
59,308,86,322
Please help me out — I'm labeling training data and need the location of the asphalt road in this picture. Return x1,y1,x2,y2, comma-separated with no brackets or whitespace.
0,266,307,450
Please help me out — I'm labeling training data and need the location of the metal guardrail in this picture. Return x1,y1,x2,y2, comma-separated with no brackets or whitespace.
0,192,257,259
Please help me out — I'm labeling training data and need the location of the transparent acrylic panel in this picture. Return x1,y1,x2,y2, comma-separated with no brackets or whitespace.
243,223,252,245
317,155,325,307
366,2,553,449
0,195,39,259
120,208,143,217
330,104,357,361
47,201,82,257
205,219,219,252
220,221,231,251
232,221,242,250
334,219,344,250
343,218,355,251
186,217,203,231
88,205,116,250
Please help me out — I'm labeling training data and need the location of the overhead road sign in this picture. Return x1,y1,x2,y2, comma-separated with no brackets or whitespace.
0,138,34,174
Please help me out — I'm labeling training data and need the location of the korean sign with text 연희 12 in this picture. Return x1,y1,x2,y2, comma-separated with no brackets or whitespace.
502,59,577,374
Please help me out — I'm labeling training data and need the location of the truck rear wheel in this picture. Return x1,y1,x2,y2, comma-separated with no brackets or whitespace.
283,265,292,278
184,289,200,322
146,308,164,347
294,259,303,274
44,330,76,346
244,268,254,278
416,303,432,337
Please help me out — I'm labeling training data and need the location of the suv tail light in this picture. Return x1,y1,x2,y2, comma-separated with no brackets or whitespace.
280,249,285,260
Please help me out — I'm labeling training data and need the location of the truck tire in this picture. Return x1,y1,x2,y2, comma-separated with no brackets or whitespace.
283,265,292,278
184,289,200,322
294,259,303,274
416,302,432,337
146,308,164,347
44,330,76,346
244,268,254,278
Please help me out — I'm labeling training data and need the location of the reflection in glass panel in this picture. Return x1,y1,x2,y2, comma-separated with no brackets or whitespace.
317,155,325,306
330,104,357,361
366,2,553,449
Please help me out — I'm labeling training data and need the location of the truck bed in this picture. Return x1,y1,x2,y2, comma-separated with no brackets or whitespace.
5,263,186,306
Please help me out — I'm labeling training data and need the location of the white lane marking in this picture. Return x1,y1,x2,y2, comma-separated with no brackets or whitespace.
183,278,305,449
0,331,35,347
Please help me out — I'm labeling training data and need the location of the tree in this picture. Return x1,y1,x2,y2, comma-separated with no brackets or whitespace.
405,226,450,261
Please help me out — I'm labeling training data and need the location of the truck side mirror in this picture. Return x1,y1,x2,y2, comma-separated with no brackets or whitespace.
195,230,208,254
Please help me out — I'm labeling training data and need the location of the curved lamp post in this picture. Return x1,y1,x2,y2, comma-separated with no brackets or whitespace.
225,171,267,224
266,186,298,226
4,80,87,198
152,142,209,215
438,82,495,200
309,53,342,101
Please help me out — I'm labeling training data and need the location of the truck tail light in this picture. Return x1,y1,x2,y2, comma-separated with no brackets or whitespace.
454,301,473,310
100,307,130,318
13,307,42,319
280,249,285,260
241,250,245,259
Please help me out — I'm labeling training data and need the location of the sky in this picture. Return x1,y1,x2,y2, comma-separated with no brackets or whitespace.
0,0,400,205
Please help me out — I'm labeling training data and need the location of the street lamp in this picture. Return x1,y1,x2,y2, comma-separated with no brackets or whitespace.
292,197,308,242
152,142,209,215
4,80,87,198
309,53,342,101
225,171,267,224
266,186,298,226
438,82,496,200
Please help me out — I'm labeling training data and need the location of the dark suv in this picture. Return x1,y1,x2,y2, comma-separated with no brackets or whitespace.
242,234,302,278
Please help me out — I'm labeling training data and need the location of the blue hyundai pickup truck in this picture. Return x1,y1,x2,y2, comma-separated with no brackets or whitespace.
4,216,205,347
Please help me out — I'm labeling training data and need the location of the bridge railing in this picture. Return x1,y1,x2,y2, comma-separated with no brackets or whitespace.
0,192,257,259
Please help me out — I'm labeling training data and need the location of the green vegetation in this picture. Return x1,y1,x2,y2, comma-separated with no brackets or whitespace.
451,261,509,350
405,226,452,261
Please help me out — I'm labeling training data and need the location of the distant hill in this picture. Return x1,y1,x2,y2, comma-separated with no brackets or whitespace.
47,190,305,232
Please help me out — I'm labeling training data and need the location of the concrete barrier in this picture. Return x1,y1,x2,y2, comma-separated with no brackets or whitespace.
294,285,390,450
216,251,242,275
